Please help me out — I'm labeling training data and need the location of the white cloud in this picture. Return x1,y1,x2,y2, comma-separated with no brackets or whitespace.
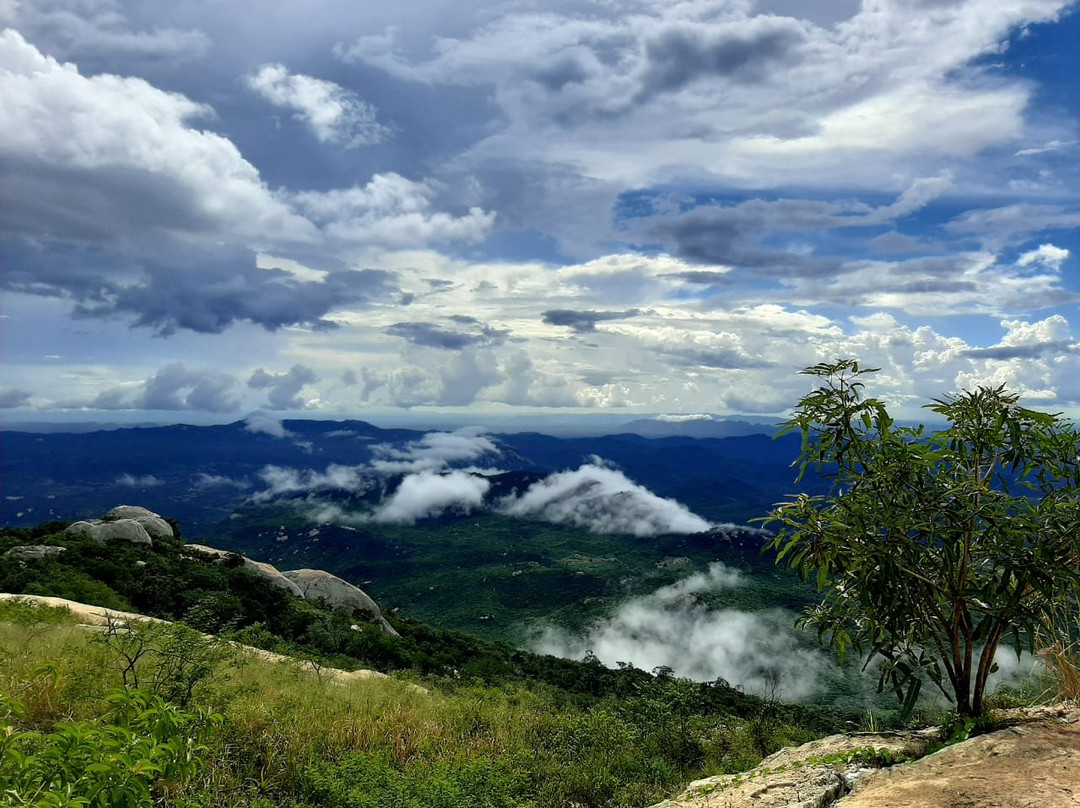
246,63,390,148
369,427,500,473
244,412,291,438
1017,243,1070,271
339,0,1071,188
254,463,369,501
0,29,314,244
371,470,490,524
291,173,495,247
499,460,713,536
532,562,828,699
116,473,162,487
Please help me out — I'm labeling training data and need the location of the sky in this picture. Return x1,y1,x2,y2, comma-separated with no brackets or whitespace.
2,0,1079,426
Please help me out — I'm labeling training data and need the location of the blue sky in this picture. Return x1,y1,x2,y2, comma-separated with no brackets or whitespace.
1,0,1078,423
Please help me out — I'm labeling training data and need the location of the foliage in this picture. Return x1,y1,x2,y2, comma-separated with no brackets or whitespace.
0,688,220,807
763,360,1080,716
92,619,233,708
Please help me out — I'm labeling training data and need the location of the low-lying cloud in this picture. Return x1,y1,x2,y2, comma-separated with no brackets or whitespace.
370,427,501,473
533,563,828,700
254,463,369,501
371,470,491,524
499,461,712,536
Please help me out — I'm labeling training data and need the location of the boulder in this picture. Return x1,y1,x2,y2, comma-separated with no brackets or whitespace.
3,545,67,561
65,519,153,546
184,544,303,598
105,506,175,540
105,505,160,521
283,568,399,637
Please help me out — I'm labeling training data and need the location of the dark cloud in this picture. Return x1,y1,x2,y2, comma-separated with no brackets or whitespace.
542,308,640,332
664,347,772,370
638,19,808,100
645,199,856,276
0,239,398,335
140,363,239,412
248,364,320,409
385,320,509,349
0,390,32,408
961,341,1079,360
661,270,733,284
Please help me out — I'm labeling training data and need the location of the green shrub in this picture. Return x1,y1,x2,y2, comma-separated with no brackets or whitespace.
0,688,221,807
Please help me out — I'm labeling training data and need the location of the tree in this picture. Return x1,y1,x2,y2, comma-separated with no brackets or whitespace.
763,360,1080,717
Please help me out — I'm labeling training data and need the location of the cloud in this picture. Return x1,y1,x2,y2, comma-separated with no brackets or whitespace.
192,473,249,490
138,363,239,412
244,412,291,438
8,0,211,63
0,30,313,245
248,364,320,410
370,470,491,524
254,463,369,501
1016,243,1070,271
532,563,828,699
339,1,1066,189
542,308,640,333
385,320,509,349
499,460,712,537
370,427,500,473
656,413,715,423
115,473,162,487
245,63,390,148
0,389,32,408
290,173,495,247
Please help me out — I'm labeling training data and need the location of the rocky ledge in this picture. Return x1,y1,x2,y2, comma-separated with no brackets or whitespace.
652,705,1080,808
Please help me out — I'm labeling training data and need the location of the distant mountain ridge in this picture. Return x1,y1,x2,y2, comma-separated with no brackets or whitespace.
1,418,816,533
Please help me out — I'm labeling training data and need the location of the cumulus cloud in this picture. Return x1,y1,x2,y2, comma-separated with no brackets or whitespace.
533,563,828,699
245,63,390,148
499,460,712,537
370,427,501,473
290,173,495,247
248,364,320,410
139,363,239,412
0,30,312,245
370,470,491,524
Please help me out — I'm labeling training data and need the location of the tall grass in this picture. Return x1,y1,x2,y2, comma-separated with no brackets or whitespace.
0,601,815,808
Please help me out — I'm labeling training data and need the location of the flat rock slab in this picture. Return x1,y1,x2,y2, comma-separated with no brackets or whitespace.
652,730,939,808
837,707,1080,808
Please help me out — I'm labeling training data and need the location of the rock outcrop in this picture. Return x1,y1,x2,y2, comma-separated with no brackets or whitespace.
184,544,304,598
105,505,175,540
62,505,174,546
652,707,1080,808
652,729,939,808
836,705,1080,808
66,519,153,546
3,545,68,561
283,568,399,637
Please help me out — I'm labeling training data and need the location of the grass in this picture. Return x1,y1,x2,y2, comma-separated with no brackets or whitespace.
0,600,824,807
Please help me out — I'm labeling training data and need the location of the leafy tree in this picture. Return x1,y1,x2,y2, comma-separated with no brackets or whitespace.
763,360,1080,716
